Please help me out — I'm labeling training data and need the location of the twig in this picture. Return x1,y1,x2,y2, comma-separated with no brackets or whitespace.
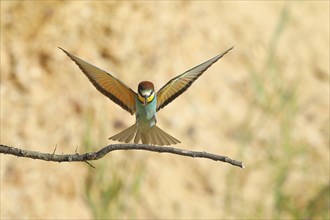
0,144,244,168
52,144,57,154
84,160,96,169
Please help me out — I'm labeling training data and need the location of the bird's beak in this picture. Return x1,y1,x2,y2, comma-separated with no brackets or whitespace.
143,96,147,106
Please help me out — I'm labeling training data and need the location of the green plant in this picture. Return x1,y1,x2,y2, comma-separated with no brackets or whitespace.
224,3,328,219
82,110,145,219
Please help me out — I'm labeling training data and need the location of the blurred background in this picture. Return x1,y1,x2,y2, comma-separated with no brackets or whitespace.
1,1,329,219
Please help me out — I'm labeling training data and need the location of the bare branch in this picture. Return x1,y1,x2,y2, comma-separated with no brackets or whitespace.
0,144,244,168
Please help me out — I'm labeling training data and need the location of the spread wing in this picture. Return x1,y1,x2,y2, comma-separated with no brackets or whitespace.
60,47,136,115
156,47,233,112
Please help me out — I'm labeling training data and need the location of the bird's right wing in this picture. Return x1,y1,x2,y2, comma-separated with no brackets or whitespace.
60,47,136,115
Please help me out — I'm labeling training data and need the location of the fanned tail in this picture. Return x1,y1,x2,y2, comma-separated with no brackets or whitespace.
109,123,138,143
147,125,181,145
109,123,180,146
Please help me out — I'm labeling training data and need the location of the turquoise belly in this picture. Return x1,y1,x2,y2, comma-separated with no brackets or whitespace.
135,96,157,126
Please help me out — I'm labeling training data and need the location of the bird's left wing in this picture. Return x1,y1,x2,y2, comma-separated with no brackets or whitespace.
156,47,233,112
60,48,136,115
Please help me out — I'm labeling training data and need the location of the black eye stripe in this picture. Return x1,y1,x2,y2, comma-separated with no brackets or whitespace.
147,91,153,96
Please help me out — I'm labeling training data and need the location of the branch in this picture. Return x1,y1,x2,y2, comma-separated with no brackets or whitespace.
0,144,244,168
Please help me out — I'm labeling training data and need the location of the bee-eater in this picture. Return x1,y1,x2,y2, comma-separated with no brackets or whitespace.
60,47,233,145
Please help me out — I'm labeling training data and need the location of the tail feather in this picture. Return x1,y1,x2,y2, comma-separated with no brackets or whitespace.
154,125,180,145
134,129,141,144
149,129,157,145
121,125,136,143
109,123,180,146
154,126,169,145
110,123,137,143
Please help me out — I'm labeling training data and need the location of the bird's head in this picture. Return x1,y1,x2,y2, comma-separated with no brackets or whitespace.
137,81,155,106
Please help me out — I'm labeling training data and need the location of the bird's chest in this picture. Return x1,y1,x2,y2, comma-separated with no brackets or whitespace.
135,96,157,123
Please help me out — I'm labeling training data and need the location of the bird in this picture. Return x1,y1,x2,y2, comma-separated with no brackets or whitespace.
60,46,233,146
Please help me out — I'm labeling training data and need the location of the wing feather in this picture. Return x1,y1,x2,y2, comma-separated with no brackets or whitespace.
60,47,136,114
156,47,233,111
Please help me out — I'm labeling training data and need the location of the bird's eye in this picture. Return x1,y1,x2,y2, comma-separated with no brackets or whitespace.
138,93,145,103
